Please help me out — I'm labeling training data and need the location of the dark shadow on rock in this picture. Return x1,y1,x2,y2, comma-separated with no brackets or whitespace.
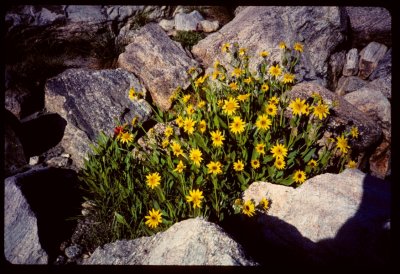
19,113,67,157
17,167,84,264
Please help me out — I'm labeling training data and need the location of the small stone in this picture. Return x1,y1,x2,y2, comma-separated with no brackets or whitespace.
61,153,70,158
198,20,219,32
343,48,359,76
65,244,83,259
82,200,96,209
335,76,368,96
358,41,387,79
82,254,90,259
159,19,175,31
46,156,70,167
174,10,204,31
369,140,391,179
54,255,67,265
81,209,90,216
29,156,40,166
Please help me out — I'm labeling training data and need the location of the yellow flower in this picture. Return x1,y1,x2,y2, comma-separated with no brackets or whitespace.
131,117,138,126
189,148,203,166
222,42,230,53
313,102,330,120
170,142,184,157
195,74,208,87
146,172,161,189
188,67,196,74
144,208,162,229
304,103,311,116
217,99,224,107
237,93,251,102
251,159,260,169
269,96,279,105
183,117,196,134
350,126,359,138
336,135,350,154
174,160,186,173
255,114,272,131
269,65,282,77
222,97,239,116
255,143,266,154
282,73,295,84
274,158,285,170
265,103,278,116
243,77,253,84
232,67,244,77
293,42,304,52
346,160,357,169
199,120,207,133
242,200,255,217
212,69,219,80
182,94,191,103
119,132,133,144
219,73,226,81
207,161,223,175
239,47,246,56
233,160,244,171
270,143,288,159
197,100,206,109
164,126,173,138
229,116,246,134
229,82,239,91
187,104,195,115
293,170,306,184
129,87,138,101
279,41,287,49
261,83,269,92
161,139,169,148
186,189,204,208
213,60,220,68
260,197,270,210
176,116,184,128
307,159,318,168
260,51,269,57
210,130,225,147
289,98,307,116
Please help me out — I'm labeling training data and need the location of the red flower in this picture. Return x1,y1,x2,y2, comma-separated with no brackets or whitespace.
114,126,124,137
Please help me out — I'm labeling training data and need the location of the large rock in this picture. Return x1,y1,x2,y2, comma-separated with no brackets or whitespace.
369,140,391,179
288,82,382,152
118,23,199,111
345,7,391,48
174,10,204,31
369,48,392,81
327,51,346,91
358,42,388,80
83,218,257,265
335,76,368,96
342,48,359,76
5,172,48,264
45,68,152,168
244,169,391,265
192,6,347,87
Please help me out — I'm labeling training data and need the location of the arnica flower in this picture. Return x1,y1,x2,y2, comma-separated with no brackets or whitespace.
161,139,169,148
274,158,285,170
195,74,208,87
293,170,306,184
255,114,272,131
313,101,330,120
144,208,162,229
282,73,295,84
174,160,186,173
293,42,304,52
242,200,255,217
189,148,203,166
186,189,204,208
213,60,220,69
346,160,357,169
119,132,133,144
222,97,239,116
182,94,191,103
207,161,223,175
265,103,278,116
251,159,260,169
129,87,138,101
260,51,269,57
255,143,266,154
232,67,244,77
188,67,196,74
219,73,226,81
270,143,288,159
336,135,350,154
210,130,225,147
350,126,359,138
212,69,220,80
260,197,270,210
199,120,207,133
289,98,307,116
183,117,196,135
197,100,206,109
279,41,287,49
243,77,253,84
222,42,230,53
229,116,246,134
239,48,246,56
164,126,173,138
176,116,184,128
237,93,251,102
261,83,269,92
307,159,318,168
269,65,282,77
146,172,161,189
229,82,239,91
269,96,279,105
303,103,311,116
233,160,245,171
131,117,138,126
217,99,224,107
171,142,184,157
187,104,195,115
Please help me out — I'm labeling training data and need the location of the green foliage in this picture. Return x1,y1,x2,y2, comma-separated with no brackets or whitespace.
172,31,205,50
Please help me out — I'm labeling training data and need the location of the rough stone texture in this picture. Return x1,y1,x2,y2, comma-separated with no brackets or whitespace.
118,23,199,111
175,10,204,31
369,140,391,179
65,244,83,259
288,82,382,152
244,169,391,265
328,51,346,91
358,42,388,80
83,218,257,265
342,48,359,76
5,87,31,119
345,7,391,48
367,75,391,100
5,173,48,264
45,68,152,168
5,111,27,177
369,48,392,81
335,76,368,96
192,6,347,87
159,18,175,31
46,156,70,168
198,20,220,32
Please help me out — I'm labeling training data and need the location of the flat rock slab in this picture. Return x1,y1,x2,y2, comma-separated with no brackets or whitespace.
335,75,368,96
342,48,359,76
118,23,199,111
83,218,257,265
45,68,152,168
358,41,387,80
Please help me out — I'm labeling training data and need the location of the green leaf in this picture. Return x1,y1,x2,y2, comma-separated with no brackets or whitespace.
303,148,316,163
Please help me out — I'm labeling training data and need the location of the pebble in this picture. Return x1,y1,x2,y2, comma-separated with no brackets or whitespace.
29,156,40,166
65,244,83,259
